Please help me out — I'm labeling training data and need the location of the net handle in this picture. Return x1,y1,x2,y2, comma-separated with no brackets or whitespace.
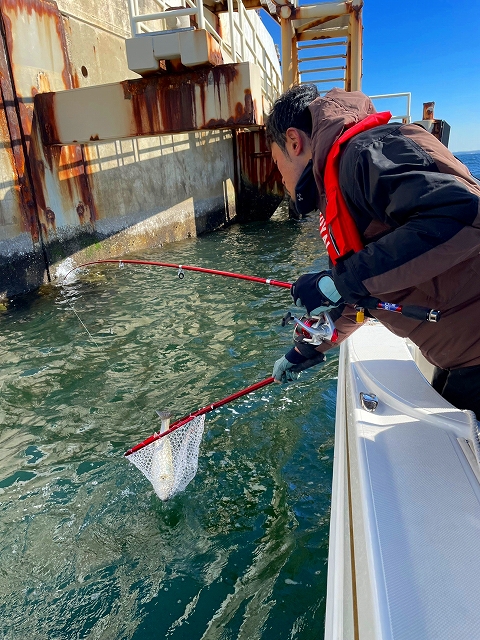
124,376,276,457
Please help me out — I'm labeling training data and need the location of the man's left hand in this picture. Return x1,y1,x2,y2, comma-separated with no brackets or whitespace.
273,349,326,383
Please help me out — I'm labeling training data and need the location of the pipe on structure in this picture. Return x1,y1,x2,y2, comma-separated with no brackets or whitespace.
346,0,362,91
281,16,294,91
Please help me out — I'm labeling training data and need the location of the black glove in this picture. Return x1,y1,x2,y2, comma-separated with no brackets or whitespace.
291,270,343,315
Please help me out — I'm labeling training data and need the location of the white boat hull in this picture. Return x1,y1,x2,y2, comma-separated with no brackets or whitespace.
325,322,480,639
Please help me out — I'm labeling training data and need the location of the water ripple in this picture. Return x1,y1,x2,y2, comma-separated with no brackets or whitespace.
0,210,335,639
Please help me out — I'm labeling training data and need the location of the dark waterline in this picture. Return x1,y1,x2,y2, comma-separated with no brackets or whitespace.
0,207,337,640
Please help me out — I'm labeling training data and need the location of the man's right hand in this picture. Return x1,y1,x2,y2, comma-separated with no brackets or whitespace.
291,270,343,315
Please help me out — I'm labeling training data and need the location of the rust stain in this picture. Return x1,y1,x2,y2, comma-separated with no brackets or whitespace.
0,23,40,240
423,102,435,120
198,81,206,126
244,89,254,121
235,128,284,220
34,91,60,146
44,206,55,230
76,201,85,224
17,99,34,148
37,70,52,93
345,36,352,91
57,145,97,222
206,33,223,66
1,0,75,91
0,98,34,237
59,144,83,182
0,0,98,243
237,128,283,193
347,0,363,18
31,101,97,227
77,148,97,224
121,65,244,135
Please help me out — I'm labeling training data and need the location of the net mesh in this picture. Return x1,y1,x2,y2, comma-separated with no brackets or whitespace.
127,415,205,500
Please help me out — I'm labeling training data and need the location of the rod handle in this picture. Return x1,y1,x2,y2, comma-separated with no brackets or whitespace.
401,305,441,322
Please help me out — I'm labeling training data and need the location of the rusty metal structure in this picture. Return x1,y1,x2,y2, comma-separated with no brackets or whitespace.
0,0,364,298
415,100,450,147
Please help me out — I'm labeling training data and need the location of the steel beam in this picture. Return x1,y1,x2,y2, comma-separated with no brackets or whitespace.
297,26,349,42
34,63,264,146
293,2,349,21
346,1,362,90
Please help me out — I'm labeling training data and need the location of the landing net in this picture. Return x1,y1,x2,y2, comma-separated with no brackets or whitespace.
126,415,205,501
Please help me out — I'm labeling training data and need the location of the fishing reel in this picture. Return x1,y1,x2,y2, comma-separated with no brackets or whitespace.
282,311,338,345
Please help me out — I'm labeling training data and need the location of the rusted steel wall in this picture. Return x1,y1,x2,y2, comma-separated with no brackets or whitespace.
0,0,99,294
0,8,47,295
0,0,282,298
234,129,284,222
34,63,263,146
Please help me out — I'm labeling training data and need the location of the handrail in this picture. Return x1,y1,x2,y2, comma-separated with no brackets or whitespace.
129,4,205,31
369,92,411,123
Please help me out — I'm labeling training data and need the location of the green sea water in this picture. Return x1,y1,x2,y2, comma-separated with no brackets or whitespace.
0,207,337,640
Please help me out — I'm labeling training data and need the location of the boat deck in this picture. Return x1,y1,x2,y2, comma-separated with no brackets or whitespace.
326,322,480,639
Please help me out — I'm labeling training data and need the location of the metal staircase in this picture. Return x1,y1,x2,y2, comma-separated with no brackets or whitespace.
125,0,363,102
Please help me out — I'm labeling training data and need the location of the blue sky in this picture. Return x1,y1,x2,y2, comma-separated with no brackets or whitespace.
260,0,480,152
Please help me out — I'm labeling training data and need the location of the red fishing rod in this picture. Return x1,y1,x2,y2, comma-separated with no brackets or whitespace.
65,259,441,322
64,259,292,290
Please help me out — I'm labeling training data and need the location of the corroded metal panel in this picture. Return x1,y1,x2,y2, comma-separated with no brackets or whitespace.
0,0,77,137
234,128,284,222
0,0,284,298
0,0,97,243
0,31,39,241
34,62,264,145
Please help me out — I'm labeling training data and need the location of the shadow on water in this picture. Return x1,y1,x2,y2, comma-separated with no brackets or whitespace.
0,208,338,639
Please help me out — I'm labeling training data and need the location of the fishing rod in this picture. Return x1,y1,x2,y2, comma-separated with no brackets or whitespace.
65,259,441,324
63,259,292,290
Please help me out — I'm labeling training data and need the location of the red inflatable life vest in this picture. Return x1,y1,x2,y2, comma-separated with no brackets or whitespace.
320,111,392,264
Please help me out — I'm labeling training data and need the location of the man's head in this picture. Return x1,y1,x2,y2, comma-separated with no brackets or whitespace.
266,84,318,199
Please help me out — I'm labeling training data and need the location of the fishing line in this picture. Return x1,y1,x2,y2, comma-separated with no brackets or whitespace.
60,277,150,429
61,258,442,448
62,258,442,501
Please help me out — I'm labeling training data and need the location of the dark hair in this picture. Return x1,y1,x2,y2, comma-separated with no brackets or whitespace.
266,84,319,151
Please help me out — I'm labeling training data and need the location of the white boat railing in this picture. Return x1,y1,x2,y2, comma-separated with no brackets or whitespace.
369,92,412,123
126,0,282,105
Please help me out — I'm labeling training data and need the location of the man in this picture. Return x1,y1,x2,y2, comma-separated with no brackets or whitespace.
267,84,480,419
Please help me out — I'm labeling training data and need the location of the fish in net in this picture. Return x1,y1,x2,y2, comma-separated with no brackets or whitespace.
124,377,275,501
126,415,205,501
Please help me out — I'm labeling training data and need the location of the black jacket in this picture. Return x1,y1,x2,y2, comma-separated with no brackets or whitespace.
308,90,480,369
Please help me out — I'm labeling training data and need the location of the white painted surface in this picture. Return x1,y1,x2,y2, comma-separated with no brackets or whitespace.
326,322,480,639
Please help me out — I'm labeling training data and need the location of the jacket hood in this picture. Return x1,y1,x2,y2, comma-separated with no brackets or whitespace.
308,88,376,208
